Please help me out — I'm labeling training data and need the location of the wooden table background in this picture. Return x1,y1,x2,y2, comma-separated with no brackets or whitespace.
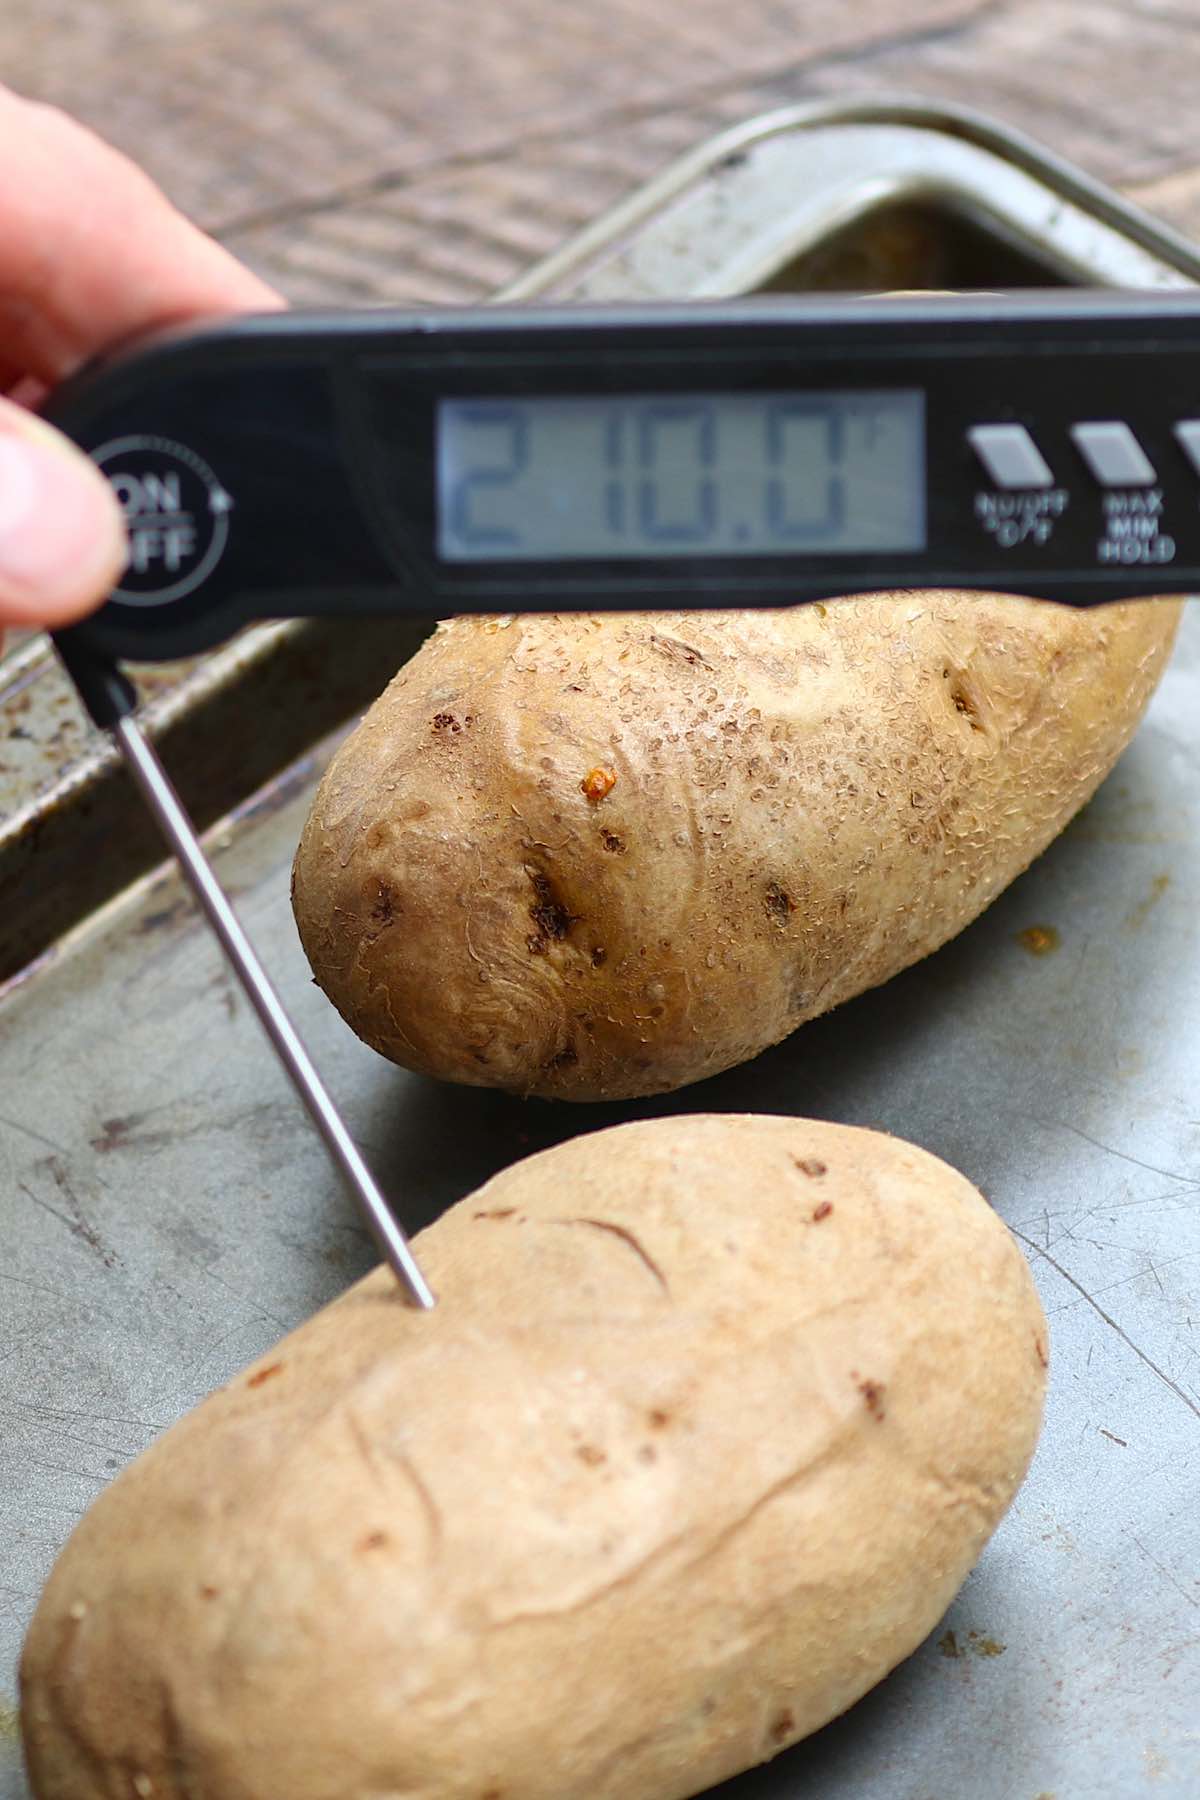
7,0,1200,309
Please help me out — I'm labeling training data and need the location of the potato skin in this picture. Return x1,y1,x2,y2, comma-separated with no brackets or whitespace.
21,1116,1047,1800
291,595,1179,1101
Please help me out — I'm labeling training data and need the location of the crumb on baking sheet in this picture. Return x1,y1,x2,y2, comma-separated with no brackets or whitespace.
1016,923,1060,956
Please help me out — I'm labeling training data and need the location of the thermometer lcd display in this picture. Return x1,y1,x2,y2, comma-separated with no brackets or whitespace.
437,388,925,561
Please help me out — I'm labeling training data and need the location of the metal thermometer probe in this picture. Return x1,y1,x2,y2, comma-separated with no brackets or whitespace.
57,650,436,1309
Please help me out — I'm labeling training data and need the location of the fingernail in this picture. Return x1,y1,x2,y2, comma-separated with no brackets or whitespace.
0,426,127,621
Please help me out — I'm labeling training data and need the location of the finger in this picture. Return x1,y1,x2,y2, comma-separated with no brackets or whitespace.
0,397,127,627
8,377,49,410
0,87,282,387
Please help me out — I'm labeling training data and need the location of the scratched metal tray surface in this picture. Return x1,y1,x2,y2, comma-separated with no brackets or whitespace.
3,100,1200,1798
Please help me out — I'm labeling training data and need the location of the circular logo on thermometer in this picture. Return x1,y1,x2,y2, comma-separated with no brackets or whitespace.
91,435,233,606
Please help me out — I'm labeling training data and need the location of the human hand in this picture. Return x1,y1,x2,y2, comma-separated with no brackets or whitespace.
0,87,280,656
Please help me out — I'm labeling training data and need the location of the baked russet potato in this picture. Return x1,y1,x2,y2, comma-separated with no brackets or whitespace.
21,1115,1047,1800
292,594,1180,1099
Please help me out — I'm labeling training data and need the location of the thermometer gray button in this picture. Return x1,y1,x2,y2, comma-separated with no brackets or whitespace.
1171,419,1200,474
1070,421,1157,486
967,423,1054,490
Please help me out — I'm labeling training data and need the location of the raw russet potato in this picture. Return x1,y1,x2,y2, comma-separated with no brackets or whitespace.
291,594,1180,1100
21,1116,1047,1800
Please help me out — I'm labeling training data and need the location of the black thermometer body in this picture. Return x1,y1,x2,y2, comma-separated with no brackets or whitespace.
47,290,1200,666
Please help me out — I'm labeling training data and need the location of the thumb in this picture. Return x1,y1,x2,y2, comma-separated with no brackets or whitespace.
0,396,126,629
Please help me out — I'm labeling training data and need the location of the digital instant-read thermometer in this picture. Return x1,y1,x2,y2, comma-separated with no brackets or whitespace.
45,289,1200,1304
49,289,1200,669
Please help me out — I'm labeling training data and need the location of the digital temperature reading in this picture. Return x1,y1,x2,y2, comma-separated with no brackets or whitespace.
437,388,925,562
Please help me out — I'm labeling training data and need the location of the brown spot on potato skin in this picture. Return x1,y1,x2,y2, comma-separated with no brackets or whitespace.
559,1217,668,1290
812,1200,834,1222
1034,1333,1049,1369
199,1586,220,1601
358,1532,389,1553
474,1208,516,1220
600,829,626,854
369,883,396,927
526,868,577,946
247,1363,284,1390
853,1374,885,1421
581,766,617,804
947,676,985,732
576,1445,606,1467
764,882,794,925
794,1157,827,1178
770,1709,795,1744
648,633,711,669
648,1409,671,1430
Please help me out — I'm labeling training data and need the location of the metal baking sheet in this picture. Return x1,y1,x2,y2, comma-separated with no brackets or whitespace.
3,101,1199,1798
